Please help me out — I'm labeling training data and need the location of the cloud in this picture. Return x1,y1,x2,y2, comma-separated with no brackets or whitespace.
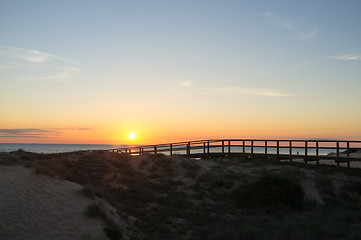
0,128,93,138
328,54,360,60
0,129,59,138
0,46,74,63
180,81,193,87
171,82,292,97
213,87,293,97
0,46,80,81
264,12,318,40
297,27,319,40
29,67,81,81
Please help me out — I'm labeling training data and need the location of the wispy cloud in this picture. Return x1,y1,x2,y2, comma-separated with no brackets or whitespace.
0,46,74,63
180,81,193,87
264,12,318,40
28,67,81,81
296,28,319,40
172,82,292,97
0,128,93,138
213,87,293,97
0,46,80,81
0,129,59,138
328,54,360,60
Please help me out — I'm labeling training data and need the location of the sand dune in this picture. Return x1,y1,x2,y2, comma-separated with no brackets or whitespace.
0,166,108,240
1,151,361,239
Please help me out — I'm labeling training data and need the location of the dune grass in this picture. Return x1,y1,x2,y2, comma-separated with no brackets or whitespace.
84,203,123,240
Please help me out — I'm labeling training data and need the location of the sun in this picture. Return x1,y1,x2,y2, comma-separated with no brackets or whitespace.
128,132,136,140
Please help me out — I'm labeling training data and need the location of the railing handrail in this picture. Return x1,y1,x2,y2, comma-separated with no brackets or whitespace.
109,138,361,168
113,138,361,151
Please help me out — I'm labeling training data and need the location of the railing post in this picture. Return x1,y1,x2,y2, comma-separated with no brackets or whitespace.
305,141,308,156
203,142,206,154
336,141,340,167
228,140,231,154
125,148,128,154
242,140,245,153
207,140,210,154
347,141,350,157
187,142,190,157
129,148,132,154
316,141,319,165
251,140,254,155
170,144,173,155
277,141,280,156
139,147,142,155
289,141,292,155
222,140,224,154
265,140,268,154
154,145,157,154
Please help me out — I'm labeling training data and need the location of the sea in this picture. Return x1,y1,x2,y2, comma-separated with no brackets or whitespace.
0,143,126,154
0,143,339,155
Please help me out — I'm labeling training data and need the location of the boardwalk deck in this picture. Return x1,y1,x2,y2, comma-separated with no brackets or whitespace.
111,139,361,168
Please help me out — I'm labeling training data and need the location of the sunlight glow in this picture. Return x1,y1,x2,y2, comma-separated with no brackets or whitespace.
128,132,136,140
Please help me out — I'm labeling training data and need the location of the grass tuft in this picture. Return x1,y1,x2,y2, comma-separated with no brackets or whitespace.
33,165,55,177
84,203,107,219
82,184,96,199
104,225,123,240
232,174,304,210
84,203,123,239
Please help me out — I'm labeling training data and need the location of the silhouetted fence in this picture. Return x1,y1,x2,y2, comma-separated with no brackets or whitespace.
110,139,361,168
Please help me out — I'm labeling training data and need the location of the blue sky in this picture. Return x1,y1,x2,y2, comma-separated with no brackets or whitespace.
1,0,361,143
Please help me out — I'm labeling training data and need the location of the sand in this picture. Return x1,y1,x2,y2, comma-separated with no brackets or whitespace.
0,165,109,240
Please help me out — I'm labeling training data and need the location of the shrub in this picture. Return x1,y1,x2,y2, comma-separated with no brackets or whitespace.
82,184,96,199
232,174,304,210
84,203,123,240
104,225,123,240
33,165,55,177
0,153,19,165
84,203,107,219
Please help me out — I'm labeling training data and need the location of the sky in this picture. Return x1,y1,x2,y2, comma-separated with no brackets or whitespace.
1,0,361,145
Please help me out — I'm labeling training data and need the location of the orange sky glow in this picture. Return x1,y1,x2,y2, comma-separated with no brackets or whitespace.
1,1,361,145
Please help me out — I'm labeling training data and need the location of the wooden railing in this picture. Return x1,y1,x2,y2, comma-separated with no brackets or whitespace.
110,139,361,167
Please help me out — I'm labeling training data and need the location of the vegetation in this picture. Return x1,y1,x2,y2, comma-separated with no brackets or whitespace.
33,164,55,177
232,174,304,210
2,150,361,239
82,184,96,199
84,203,123,240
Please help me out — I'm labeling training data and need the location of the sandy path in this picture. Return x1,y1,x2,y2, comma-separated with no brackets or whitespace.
0,166,107,240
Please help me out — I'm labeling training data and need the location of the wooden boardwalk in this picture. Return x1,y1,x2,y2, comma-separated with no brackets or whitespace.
111,139,361,168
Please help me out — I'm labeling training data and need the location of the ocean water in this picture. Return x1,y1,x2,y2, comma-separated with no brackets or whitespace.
0,143,125,154
0,143,348,156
